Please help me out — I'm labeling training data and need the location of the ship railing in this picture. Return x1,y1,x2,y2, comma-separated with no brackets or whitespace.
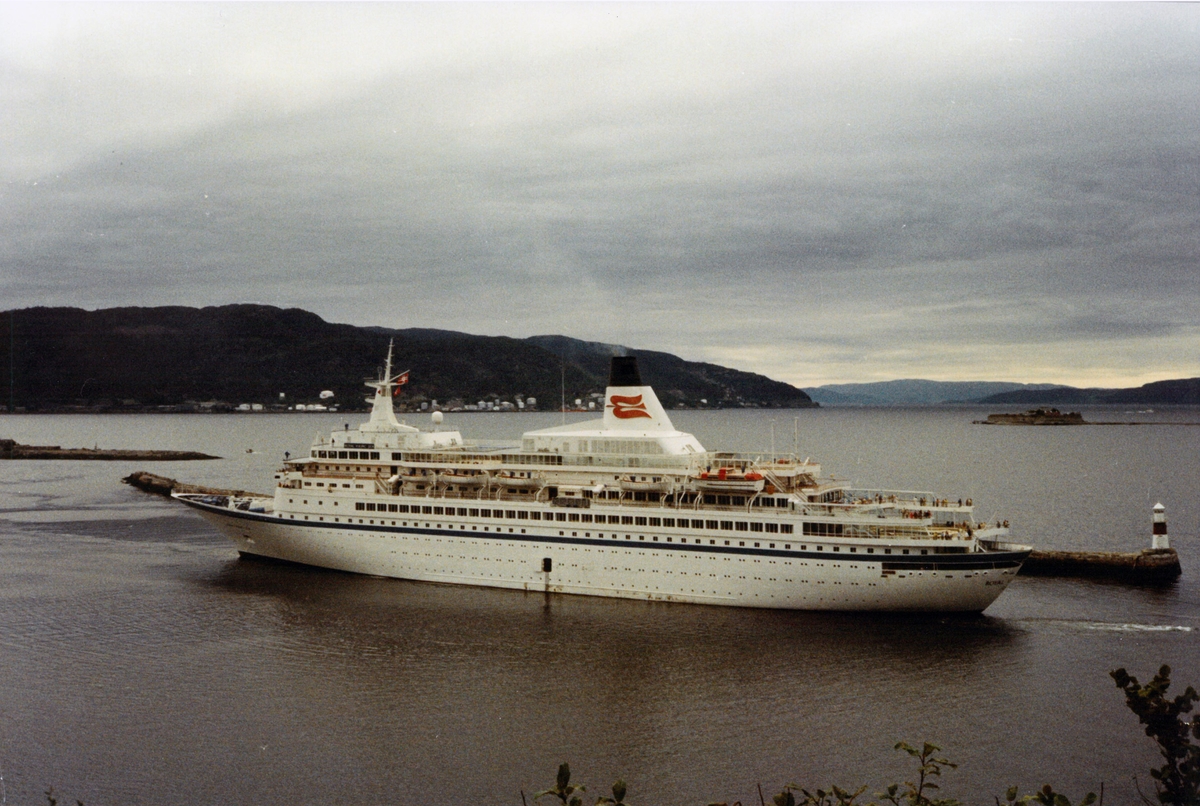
845,488,974,510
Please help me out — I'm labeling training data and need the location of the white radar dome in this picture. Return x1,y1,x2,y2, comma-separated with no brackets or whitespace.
319,390,335,399
431,411,444,425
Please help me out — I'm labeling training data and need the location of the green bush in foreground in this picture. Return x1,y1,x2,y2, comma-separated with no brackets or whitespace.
1111,666,1200,806
530,666,1199,806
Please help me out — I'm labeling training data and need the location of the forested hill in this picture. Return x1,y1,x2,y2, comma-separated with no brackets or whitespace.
0,305,816,411
975,377,1200,406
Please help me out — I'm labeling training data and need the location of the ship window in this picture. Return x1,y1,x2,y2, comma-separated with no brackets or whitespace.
649,517,661,527
781,524,793,534
304,482,312,487
517,511,528,520
885,549,892,554
766,523,779,533
653,536,658,542
834,546,840,552
663,518,675,527
921,549,928,555
739,541,745,547
338,451,347,459
770,543,776,549
581,514,593,523
850,547,857,553
422,506,433,514
666,537,671,542
506,511,516,518
736,522,748,531
720,521,733,530
470,508,480,517
691,519,704,529
635,517,647,526
366,503,376,511
556,513,566,522
356,502,365,511
704,495,716,505
621,516,633,525
717,495,730,506
754,542,760,548
706,520,719,529
608,515,620,524
867,548,874,554
371,452,379,460
569,514,580,522
530,512,541,520
433,507,444,515
750,523,763,532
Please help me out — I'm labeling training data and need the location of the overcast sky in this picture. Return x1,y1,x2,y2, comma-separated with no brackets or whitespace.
2,3,1197,388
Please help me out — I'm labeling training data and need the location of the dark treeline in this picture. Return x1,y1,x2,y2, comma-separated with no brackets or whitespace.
0,305,815,412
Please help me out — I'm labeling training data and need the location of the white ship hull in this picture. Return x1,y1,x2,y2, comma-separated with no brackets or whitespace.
180,496,1024,612
172,349,1030,613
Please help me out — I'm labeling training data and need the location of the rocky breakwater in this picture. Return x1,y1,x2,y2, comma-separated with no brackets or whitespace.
1020,503,1181,583
1021,547,1181,582
122,470,265,499
2,438,217,461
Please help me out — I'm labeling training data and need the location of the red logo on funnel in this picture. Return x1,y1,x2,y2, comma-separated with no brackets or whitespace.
609,394,652,419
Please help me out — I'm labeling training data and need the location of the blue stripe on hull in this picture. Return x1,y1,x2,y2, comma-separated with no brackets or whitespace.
176,497,1029,570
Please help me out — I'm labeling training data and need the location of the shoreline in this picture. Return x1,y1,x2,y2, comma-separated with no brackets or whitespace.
1,439,218,461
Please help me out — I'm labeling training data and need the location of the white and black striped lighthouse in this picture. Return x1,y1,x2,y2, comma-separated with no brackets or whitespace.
1152,502,1169,550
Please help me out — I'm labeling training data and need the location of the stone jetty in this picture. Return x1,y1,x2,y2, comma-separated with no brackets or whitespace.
1020,547,1181,582
3,438,217,461
123,470,264,499
1019,503,1181,583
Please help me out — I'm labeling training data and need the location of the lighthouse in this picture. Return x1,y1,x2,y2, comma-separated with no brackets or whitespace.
1152,503,1169,550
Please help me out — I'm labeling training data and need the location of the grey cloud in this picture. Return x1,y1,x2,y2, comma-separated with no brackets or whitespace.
1,3,1198,386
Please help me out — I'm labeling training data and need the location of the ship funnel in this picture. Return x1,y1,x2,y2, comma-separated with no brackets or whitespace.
602,356,675,432
609,356,643,387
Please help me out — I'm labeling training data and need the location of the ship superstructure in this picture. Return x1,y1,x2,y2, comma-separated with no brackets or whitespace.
176,348,1030,611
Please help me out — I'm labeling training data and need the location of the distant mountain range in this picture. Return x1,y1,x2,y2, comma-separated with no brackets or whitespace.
0,305,816,412
805,378,1200,406
804,380,1065,406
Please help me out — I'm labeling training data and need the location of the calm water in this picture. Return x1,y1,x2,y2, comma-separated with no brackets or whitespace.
1,408,1197,805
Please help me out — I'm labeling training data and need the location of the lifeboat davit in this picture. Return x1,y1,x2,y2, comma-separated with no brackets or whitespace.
618,474,677,494
692,468,766,493
438,469,488,488
494,470,542,489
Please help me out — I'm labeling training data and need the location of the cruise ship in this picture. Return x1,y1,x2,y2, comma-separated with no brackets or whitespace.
175,348,1031,611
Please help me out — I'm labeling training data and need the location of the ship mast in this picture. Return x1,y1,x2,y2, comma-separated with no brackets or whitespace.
363,339,407,431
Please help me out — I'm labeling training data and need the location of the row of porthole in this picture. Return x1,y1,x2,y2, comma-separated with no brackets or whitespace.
281,516,932,562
